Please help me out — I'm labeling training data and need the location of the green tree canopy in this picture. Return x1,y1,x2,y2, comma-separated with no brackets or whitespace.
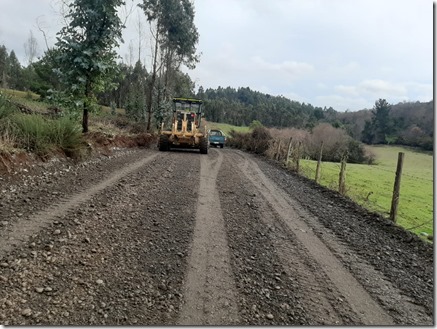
139,0,199,131
362,98,394,144
55,0,125,132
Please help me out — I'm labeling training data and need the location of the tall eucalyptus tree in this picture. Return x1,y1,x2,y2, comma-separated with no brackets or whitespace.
56,0,125,132
139,0,199,131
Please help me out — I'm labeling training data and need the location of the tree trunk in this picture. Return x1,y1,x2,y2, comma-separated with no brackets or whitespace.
82,106,89,133
82,79,92,133
146,21,160,132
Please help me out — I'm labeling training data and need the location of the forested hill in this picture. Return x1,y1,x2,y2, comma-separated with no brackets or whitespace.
196,86,433,150
198,86,329,129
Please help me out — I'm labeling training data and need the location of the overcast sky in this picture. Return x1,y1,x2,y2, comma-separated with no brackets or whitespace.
0,0,433,111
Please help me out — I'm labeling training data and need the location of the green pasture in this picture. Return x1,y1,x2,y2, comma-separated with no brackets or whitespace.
298,145,433,237
206,122,250,135
0,88,49,113
0,88,40,100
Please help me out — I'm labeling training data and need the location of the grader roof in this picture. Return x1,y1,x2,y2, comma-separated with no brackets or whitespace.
172,97,203,104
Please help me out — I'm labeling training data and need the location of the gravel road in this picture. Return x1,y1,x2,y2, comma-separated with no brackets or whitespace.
0,147,433,325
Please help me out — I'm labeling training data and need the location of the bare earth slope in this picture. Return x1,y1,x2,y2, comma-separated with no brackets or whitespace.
0,148,433,325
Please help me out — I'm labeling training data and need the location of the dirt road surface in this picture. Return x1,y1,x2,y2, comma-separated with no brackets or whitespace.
0,148,433,325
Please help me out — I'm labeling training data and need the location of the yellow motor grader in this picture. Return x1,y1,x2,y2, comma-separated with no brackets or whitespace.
158,97,208,154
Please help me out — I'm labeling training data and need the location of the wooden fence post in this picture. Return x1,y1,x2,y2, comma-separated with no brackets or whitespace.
315,141,324,183
338,153,347,195
296,141,302,174
285,137,293,167
276,139,282,161
390,152,404,222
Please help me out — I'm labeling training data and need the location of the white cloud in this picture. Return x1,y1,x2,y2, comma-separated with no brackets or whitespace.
334,85,360,97
250,56,314,79
358,79,407,97
0,0,432,112
315,94,371,111
405,82,433,102
322,78,433,111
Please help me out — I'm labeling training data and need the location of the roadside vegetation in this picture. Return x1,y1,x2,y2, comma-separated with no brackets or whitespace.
298,146,433,237
0,92,85,158
207,122,250,135
0,0,432,241
226,121,433,240
0,91,154,161
200,88,433,153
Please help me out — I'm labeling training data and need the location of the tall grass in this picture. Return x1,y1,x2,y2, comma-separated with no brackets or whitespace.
298,146,433,237
0,92,85,158
10,114,51,154
8,113,85,157
48,116,84,157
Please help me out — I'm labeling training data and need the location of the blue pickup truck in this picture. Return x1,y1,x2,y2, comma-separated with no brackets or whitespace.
208,129,226,148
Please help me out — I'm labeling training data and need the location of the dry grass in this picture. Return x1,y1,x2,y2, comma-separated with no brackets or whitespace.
0,130,20,153
89,119,125,137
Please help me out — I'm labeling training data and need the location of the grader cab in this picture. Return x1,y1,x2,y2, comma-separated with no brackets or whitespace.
158,97,208,154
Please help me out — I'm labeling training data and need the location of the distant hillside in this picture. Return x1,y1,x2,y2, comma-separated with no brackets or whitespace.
196,86,433,150
335,100,433,150
197,86,331,129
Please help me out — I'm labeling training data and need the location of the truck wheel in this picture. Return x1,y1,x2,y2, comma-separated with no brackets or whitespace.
159,135,169,151
199,137,208,154
220,144,224,148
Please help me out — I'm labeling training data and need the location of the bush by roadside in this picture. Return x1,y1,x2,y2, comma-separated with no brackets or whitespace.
0,93,156,161
227,123,374,165
0,93,86,159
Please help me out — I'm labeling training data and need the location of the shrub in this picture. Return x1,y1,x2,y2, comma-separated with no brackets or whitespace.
249,126,272,154
347,139,375,164
249,120,263,130
8,113,85,158
0,94,17,121
10,113,52,155
229,123,373,165
49,116,84,157
226,129,248,149
227,126,272,155
304,123,349,162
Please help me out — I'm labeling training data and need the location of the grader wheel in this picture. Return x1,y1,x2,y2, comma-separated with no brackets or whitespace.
199,137,208,154
159,134,170,151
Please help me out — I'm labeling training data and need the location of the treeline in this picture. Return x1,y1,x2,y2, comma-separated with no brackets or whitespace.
0,0,199,133
198,86,329,129
195,86,433,151
0,46,30,91
0,43,195,124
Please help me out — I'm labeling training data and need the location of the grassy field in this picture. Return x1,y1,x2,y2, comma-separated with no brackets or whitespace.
206,121,250,135
0,88,50,113
0,88,40,100
298,145,433,237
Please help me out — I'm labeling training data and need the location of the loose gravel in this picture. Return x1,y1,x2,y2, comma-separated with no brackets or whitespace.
0,147,433,325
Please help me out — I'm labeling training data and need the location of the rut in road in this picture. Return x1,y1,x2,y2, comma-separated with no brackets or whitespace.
234,151,394,325
0,148,431,325
178,150,239,325
0,153,159,258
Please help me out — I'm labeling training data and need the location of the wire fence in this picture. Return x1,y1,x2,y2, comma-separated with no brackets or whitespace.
285,151,433,237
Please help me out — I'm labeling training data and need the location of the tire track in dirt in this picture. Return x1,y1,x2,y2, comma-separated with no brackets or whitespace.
0,151,199,325
178,149,239,325
254,155,433,323
235,151,394,325
0,152,159,258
